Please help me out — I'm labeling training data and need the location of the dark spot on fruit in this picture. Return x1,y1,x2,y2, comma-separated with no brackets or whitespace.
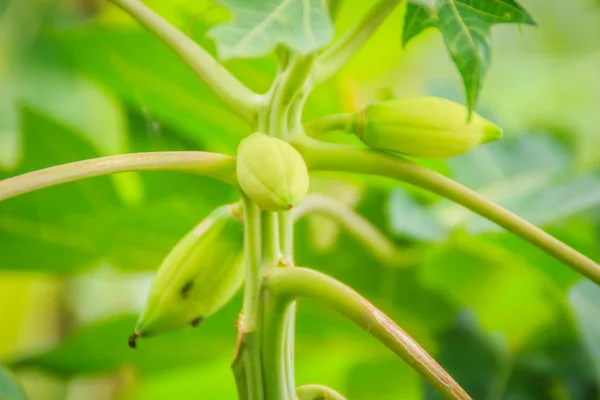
128,333,138,349
181,281,194,298
191,317,204,327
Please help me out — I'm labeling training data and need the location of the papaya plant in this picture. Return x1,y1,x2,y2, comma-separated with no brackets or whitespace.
1,0,599,399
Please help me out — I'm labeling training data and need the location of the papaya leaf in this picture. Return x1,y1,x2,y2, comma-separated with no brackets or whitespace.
568,280,600,379
208,0,334,60
402,0,535,112
0,0,8,17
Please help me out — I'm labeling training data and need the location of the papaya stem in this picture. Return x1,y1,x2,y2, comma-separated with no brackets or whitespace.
261,285,293,400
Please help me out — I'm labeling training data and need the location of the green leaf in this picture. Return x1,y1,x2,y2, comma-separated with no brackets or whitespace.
0,0,8,17
402,0,535,112
9,300,241,376
0,366,27,400
427,309,597,400
425,312,508,400
506,314,599,400
0,107,123,273
55,27,252,154
436,135,600,235
387,188,448,242
208,0,334,60
344,358,422,399
125,357,238,400
419,234,565,347
568,280,600,379
0,107,235,274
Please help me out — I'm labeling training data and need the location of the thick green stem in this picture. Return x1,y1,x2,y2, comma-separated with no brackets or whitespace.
262,286,292,400
234,197,265,400
260,211,296,399
267,55,315,139
109,0,261,123
313,0,402,85
0,152,237,202
278,55,315,108
264,267,471,400
292,194,402,266
292,135,600,285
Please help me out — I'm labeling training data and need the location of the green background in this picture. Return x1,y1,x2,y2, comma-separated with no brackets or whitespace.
1,0,600,399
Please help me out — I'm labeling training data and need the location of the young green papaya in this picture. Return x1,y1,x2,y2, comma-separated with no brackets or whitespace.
356,97,502,158
129,204,244,347
237,132,309,211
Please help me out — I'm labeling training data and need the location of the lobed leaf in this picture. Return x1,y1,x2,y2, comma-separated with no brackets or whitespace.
208,0,334,60
402,0,535,112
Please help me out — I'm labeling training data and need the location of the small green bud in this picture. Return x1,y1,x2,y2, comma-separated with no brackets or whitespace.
357,97,503,159
237,132,309,211
131,204,244,346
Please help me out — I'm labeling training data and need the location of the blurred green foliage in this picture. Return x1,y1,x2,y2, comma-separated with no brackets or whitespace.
1,0,600,399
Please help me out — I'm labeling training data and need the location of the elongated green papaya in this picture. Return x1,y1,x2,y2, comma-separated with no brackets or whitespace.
129,204,244,347
237,132,309,211
356,97,502,158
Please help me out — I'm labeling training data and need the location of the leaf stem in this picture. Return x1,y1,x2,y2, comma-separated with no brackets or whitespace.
109,0,261,123
313,0,402,86
292,135,600,285
296,384,346,399
264,266,472,400
292,194,406,266
267,54,315,138
303,113,356,138
0,152,237,202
